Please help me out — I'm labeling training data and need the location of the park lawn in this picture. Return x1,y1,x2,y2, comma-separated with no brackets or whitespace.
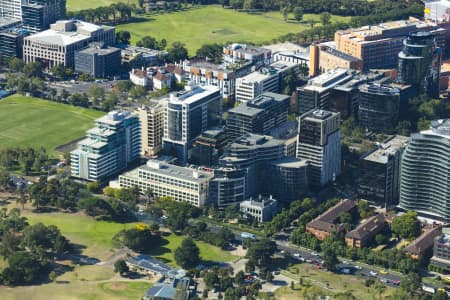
66,0,138,11
117,6,304,55
0,280,152,300
263,11,352,24
149,232,238,266
22,210,137,260
0,95,103,155
282,263,395,299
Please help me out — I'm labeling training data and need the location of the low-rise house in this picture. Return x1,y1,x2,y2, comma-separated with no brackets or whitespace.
143,276,190,300
153,70,172,90
405,224,442,260
306,199,357,240
345,214,388,248
240,195,279,223
126,255,185,278
130,67,151,88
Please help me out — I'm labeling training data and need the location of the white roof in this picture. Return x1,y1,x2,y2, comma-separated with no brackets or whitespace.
25,29,91,46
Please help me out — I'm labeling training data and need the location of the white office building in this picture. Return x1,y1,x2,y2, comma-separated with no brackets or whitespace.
118,160,214,207
136,100,166,157
23,20,115,68
71,111,140,181
0,0,24,20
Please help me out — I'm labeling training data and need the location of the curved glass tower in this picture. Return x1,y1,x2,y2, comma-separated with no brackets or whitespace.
398,31,441,98
399,119,450,221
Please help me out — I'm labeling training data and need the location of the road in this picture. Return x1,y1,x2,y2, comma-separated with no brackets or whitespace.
198,220,403,289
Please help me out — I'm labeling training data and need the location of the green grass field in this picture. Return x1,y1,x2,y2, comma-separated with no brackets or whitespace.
66,0,137,11
117,5,351,55
0,95,103,154
0,208,237,300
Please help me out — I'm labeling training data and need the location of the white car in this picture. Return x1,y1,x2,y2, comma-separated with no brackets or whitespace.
342,260,349,264
311,252,319,256
369,270,378,276
354,265,362,270
293,253,300,257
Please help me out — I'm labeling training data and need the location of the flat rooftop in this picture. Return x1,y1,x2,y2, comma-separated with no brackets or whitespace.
270,157,309,168
78,45,120,55
304,68,354,93
0,17,20,30
263,42,307,53
167,85,220,105
363,135,409,163
229,92,288,117
96,111,135,126
229,134,284,150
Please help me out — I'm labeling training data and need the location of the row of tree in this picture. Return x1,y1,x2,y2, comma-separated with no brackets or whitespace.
0,147,50,176
67,2,134,24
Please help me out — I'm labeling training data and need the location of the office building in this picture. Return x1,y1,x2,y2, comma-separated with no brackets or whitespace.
162,85,222,164
306,199,357,240
21,0,66,33
398,31,441,98
75,43,121,78
297,68,354,115
240,196,279,223
266,157,309,203
235,61,298,103
333,18,447,70
345,214,388,248
358,83,401,132
358,135,408,207
269,121,299,157
226,92,289,140
0,0,24,20
209,167,246,207
405,224,442,260
425,0,450,23
182,59,252,99
223,43,271,68
309,43,363,77
71,111,141,181
137,100,166,157
189,127,228,167
296,110,341,189
118,160,214,207
220,134,285,197
0,26,27,58
23,20,115,68
330,71,385,120
430,234,450,273
399,119,450,222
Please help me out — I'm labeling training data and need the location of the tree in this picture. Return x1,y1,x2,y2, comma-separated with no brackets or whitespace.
87,85,105,102
196,44,223,64
245,239,277,268
433,290,448,300
203,270,218,289
168,42,188,62
391,211,420,239
8,58,24,72
320,12,332,26
293,7,303,22
129,85,146,99
23,62,43,78
375,233,388,245
243,0,256,10
116,30,131,44
174,238,200,269
114,259,129,275
400,272,421,295
357,200,373,219
322,246,338,272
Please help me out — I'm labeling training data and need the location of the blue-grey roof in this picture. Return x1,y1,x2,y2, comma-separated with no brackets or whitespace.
145,277,190,300
127,255,182,277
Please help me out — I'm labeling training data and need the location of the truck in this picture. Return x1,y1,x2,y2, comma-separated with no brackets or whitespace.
240,232,256,240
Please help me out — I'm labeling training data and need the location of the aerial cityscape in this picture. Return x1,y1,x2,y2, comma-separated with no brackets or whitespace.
0,0,450,299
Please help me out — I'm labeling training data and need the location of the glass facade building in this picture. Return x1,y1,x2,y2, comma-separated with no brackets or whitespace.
398,31,441,98
399,119,450,221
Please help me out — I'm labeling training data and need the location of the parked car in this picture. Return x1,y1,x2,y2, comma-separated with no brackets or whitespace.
369,270,378,277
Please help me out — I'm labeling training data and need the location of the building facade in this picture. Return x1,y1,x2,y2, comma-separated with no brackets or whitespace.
399,120,450,221
71,111,140,181
137,100,166,157
297,68,354,115
209,167,246,207
21,0,66,33
430,234,450,273
162,85,222,164
118,160,214,207
239,196,279,223
0,26,27,58
309,44,363,77
226,92,289,140
345,214,388,248
358,83,401,132
75,43,121,78
189,128,228,167
23,20,115,68
296,110,341,189
0,0,24,20
398,31,441,98
357,135,408,208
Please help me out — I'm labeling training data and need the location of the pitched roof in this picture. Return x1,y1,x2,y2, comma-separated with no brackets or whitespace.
404,225,442,256
307,199,357,233
346,214,387,240
154,72,170,81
